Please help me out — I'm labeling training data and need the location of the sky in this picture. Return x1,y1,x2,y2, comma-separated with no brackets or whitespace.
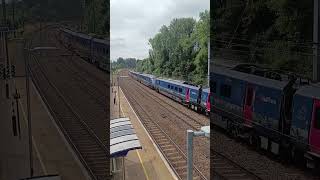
110,0,210,61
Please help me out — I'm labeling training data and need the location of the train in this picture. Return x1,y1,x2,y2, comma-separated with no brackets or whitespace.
58,28,109,72
209,63,320,170
129,71,211,115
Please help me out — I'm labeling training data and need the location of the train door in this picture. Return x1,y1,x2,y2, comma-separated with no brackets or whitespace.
243,85,255,127
309,99,320,154
206,92,211,113
186,88,190,103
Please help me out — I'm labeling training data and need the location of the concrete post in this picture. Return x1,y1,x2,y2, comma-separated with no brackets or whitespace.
187,130,193,180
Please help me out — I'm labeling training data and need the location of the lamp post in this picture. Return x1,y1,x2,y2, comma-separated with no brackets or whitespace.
117,74,120,117
24,46,59,177
187,126,210,180
117,74,129,118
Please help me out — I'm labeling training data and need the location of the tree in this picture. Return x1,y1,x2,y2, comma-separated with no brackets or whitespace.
137,11,210,85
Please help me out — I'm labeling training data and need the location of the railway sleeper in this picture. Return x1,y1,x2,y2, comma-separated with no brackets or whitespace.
82,153,108,158
174,165,187,171
168,156,184,161
156,139,170,144
151,132,165,136
222,172,247,177
161,144,174,148
156,136,168,140
162,148,177,153
177,170,200,179
171,160,186,166
165,151,179,157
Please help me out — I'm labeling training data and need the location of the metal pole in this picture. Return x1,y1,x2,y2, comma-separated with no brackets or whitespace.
2,0,6,25
208,39,210,86
314,0,320,82
118,75,120,118
122,157,125,180
187,130,193,180
25,49,33,177
15,89,21,139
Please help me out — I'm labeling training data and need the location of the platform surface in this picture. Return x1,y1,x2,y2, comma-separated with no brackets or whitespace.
111,82,176,180
0,39,88,180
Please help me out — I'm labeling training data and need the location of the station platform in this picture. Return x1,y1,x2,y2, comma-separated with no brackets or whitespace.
0,39,87,179
110,84,176,180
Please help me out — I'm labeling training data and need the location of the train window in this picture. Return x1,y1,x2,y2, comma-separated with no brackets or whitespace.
179,88,182,93
175,87,178,91
168,85,170,89
171,86,174,90
314,108,320,129
220,84,231,98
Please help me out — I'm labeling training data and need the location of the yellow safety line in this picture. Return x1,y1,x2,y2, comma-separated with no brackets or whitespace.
118,87,151,180
136,150,151,180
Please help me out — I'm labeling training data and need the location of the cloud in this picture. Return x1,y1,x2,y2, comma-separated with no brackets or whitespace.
111,0,209,61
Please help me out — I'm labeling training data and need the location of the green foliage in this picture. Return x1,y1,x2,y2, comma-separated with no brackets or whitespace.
84,0,109,35
137,10,210,86
213,0,313,77
0,0,109,37
112,57,137,71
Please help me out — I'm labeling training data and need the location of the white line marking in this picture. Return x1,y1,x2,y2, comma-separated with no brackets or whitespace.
118,92,151,180
18,100,48,175
31,81,91,179
120,86,178,180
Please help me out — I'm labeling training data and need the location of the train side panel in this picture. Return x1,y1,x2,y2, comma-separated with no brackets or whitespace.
156,79,187,103
252,85,283,137
291,93,312,147
210,72,246,129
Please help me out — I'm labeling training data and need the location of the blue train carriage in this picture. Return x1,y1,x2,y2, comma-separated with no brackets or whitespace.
290,84,320,168
210,65,294,154
60,28,75,48
131,71,141,81
129,71,139,80
244,74,291,154
210,66,248,129
200,88,211,115
72,31,92,59
60,28,92,61
187,84,201,111
92,38,109,71
155,78,198,105
137,73,156,89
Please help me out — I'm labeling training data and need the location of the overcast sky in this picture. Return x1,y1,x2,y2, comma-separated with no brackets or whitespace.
110,0,209,61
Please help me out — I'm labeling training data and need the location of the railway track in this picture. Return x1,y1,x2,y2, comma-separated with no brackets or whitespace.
121,82,207,180
28,51,109,180
122,74,263,180
129,77,266,179
132,79,208,128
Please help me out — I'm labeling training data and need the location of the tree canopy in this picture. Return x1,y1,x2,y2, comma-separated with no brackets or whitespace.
136,10,210,86
112,57,137,71
212,0,313,77
0,0,109,37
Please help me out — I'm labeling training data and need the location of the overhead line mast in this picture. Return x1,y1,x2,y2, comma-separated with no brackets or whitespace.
313,0,320,82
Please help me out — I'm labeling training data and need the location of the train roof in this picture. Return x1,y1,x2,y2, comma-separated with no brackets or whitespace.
93,38,109,45
212,66,289,90
139,73,155,78
295,83,320,99
157,78,200,90
61,28,92,40
203,88,210,93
